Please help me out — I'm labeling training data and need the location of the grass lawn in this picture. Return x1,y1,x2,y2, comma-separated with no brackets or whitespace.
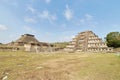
0,52,120,80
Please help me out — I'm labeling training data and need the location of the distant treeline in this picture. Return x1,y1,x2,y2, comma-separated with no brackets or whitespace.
52,42,69,49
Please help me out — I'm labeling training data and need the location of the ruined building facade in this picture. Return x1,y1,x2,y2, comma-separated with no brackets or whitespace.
65,31,113,52
6,34,53,52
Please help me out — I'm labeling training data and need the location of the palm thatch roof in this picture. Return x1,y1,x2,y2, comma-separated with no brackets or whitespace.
15,34,39,44
7,34,53,46
8,34,52,46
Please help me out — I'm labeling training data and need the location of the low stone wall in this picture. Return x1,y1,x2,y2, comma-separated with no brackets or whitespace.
0,46,19,51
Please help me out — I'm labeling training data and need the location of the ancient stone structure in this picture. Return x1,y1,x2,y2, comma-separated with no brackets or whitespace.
24,41,53,52
65,31,113,52
6,34,53,52
0,45,19,51
11,34,40,46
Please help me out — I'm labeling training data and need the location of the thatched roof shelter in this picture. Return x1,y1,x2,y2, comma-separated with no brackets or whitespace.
16,34,39,44
8,34,52,46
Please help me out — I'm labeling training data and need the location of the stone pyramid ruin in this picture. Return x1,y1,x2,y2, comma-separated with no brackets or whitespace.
5,34,53,52
13,34,40,46
65,31,113,52
7,34,49,46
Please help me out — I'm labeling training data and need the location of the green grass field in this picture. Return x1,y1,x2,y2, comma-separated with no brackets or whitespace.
0,52,120,80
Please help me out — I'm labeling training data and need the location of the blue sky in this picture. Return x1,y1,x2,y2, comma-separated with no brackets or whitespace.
0,0,120,43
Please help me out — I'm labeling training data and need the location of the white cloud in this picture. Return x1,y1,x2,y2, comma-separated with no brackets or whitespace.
45,0,51,4
64,5,73,21
24,17,36,23
38,10,57,23
39,10,49,19
75,14,98,28
0,24,8,31
27,5,36,13
24,26,36,33
85,14,93,21
79,19,85,25
85,14,98,28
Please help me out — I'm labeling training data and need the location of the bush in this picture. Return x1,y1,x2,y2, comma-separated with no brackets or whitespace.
106,32,120,48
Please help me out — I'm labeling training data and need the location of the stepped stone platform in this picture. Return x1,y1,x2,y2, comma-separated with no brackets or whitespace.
65,31,113,52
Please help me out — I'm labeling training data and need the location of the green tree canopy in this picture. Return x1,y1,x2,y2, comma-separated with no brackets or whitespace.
106,32,120,48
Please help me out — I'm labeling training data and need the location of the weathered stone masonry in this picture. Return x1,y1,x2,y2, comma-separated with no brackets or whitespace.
65,31,113,52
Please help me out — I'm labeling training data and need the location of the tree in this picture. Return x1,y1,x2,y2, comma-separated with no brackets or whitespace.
106,32,120,48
